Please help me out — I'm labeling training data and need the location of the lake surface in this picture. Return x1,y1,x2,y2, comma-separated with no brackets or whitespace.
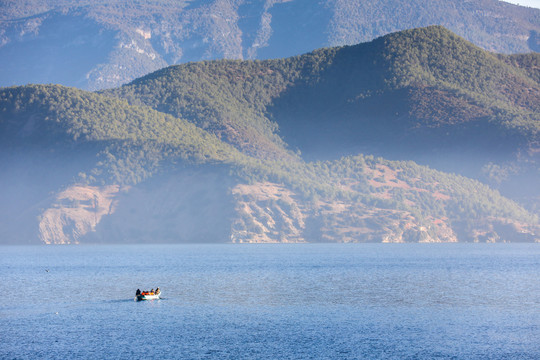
1,244,539,359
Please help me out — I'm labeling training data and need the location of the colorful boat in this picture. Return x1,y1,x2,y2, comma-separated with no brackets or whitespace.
135,288,161,301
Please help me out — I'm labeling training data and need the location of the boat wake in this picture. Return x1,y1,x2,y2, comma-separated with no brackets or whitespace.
104,299,135,304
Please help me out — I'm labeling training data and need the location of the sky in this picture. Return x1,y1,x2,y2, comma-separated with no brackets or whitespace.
501,0,540,8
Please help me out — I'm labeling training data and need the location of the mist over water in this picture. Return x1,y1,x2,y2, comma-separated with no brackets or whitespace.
2,244,539,359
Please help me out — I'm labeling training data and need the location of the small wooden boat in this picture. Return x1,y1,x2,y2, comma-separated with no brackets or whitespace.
135,289,161,301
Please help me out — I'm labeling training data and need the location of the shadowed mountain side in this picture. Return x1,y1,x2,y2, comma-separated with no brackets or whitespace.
270,27,538,150
0,145,104,244
272,85,526,168
85,166,237,244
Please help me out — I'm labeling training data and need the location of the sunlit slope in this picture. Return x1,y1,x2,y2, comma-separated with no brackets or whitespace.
0,84,245,183
104,61,298,161
0,82,538,243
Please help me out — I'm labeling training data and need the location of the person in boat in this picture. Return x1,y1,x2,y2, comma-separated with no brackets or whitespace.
155,287,160,295
150,288,154,295
136,289,141,296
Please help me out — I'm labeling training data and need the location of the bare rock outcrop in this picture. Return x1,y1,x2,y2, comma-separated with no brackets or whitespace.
38,185,121,244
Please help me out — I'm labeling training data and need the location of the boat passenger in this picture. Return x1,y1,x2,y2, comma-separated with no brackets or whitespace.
136,289,141,296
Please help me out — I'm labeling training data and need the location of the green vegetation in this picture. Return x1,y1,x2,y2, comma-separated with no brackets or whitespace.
376,27,540,134
0,84,245,184
103,60,298,160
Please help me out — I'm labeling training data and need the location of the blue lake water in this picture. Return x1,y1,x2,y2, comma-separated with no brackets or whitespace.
1,244,539,359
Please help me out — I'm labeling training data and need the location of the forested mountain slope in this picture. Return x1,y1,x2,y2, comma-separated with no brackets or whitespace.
0,0,538,90
107,26,540,214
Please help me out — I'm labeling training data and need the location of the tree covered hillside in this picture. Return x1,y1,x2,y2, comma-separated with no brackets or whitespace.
105,26,539,215
0,0,538,90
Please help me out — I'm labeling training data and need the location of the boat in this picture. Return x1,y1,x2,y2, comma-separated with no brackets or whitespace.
135,288,161,301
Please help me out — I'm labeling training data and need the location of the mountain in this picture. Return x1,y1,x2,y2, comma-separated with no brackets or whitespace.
0,0,538,90
105,26,540,213
0,27,539,244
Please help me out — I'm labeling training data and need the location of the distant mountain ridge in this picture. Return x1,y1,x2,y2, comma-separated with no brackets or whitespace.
0,0,539,90
0,26,538,244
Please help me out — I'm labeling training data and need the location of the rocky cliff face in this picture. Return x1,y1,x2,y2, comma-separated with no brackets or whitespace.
38,185,121,244
35,179,538,245
231,182,307,243
230,181,457,243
